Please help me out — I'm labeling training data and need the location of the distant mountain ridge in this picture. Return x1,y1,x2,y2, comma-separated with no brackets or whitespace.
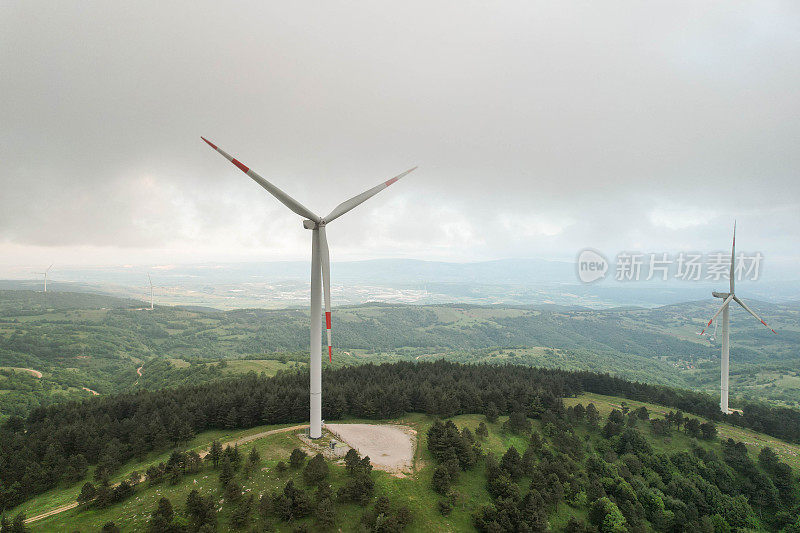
3,258,800,309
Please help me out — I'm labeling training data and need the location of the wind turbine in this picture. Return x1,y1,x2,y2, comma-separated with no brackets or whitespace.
148,274,154,310
699,223,777,414
201,137,416,438
39,264,53,292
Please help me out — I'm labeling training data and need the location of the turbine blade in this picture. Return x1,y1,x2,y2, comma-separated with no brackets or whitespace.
323,166,417,223
201,137,320,222
319,226,333,362
700,295,733,335
729,221,736,294
734,296,777,334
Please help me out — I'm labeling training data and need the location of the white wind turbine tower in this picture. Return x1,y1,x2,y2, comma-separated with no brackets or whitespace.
202,137,416,438
699,223,777,414
148,274,154,310
39,264,53,292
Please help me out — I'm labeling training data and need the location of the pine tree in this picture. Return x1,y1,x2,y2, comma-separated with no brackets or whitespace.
358,456,373,475
700,421,717,440
247,446,260,467
229,494,254,529
219,456,234,487
432,465,451,495
186,489,216,529
485,402,499,423
302,453,329,485
500,446,523,480
289,448,307,469
208,440,222,468
344,448,361,475
522,446,536,475
586,403,600,429
258,492,272,518
315,483,333,502
315,497,336,530
76,482,97,505
147,497,174,533
338,473,374,506
9,514,26,533
225,480,242,503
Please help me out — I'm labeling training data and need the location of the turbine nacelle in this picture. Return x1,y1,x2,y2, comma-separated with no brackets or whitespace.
712,291,731,299
303,219,325,230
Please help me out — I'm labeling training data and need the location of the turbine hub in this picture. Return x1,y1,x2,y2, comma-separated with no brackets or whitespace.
302,219,326,229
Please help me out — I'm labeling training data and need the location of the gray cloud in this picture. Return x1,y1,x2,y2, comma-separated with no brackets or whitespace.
2,1,799,272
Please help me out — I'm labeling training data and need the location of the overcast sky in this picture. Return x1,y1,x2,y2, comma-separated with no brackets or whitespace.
2,1,799,277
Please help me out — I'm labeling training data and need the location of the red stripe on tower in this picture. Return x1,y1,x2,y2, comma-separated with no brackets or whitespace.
328,346,332,362
232,159,249,173
325,312,331,330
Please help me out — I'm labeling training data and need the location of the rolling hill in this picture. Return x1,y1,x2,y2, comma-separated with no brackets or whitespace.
1,289,799,419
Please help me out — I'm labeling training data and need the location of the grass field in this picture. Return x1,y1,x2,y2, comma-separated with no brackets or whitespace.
218,359,305,376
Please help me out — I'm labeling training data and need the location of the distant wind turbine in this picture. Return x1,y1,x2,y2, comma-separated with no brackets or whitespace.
699,223,777,414
39,264,53,292
201,136,416,438
148,274,154,310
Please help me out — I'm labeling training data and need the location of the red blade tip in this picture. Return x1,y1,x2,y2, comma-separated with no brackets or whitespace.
201,137,217,150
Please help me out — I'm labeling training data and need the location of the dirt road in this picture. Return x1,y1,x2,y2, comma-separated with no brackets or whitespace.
197,424,308,459
1,367,42,378
25,423,308,524
24,502,79,524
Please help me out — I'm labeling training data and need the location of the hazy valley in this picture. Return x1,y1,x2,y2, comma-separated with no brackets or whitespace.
2,288,799,422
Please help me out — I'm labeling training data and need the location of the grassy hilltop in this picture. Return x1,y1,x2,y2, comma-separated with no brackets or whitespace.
2,361,800,532
10,392,800,532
